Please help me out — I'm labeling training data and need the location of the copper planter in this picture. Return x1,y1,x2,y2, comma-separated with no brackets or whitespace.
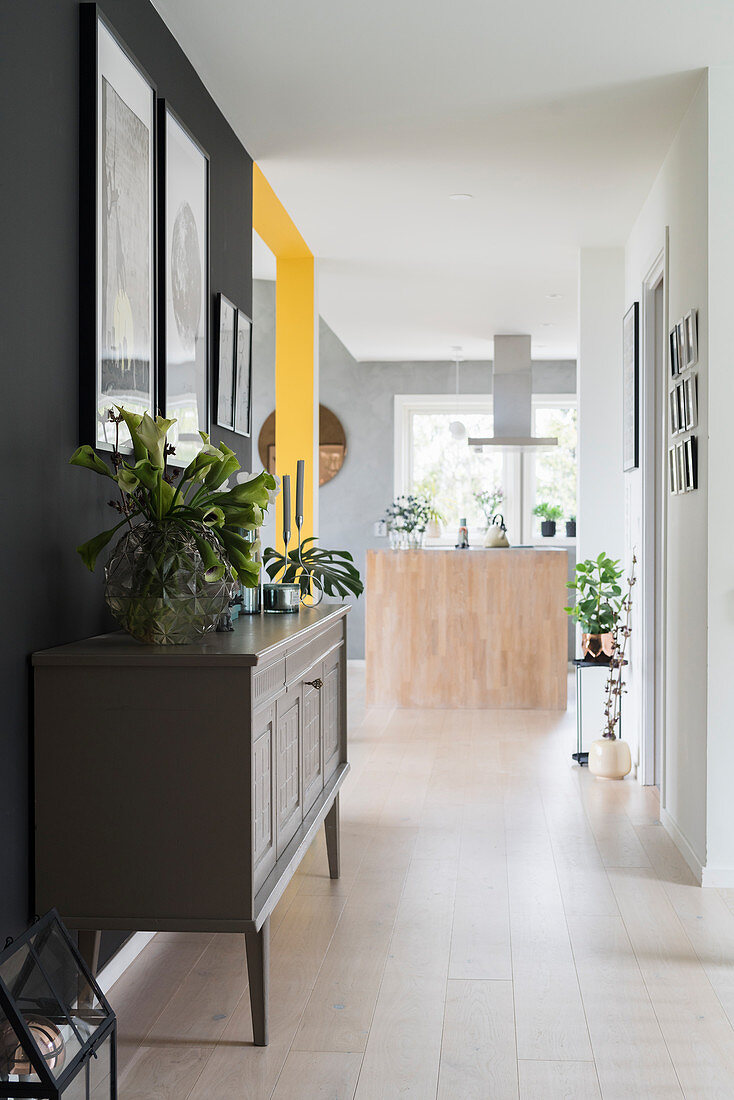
581,632,615,662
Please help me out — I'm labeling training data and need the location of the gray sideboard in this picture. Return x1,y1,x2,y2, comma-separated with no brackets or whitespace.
32,604,350,1046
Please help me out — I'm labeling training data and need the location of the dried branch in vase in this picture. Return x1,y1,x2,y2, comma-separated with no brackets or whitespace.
602,552,637,740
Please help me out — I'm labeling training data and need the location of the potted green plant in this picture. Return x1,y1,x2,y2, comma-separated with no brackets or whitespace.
425,501,445,539
384,495,431,548
564,552,623,661
533,502,563,537
70,407,277,644
263,538,364,599
588,554,636,779
565,514,576,538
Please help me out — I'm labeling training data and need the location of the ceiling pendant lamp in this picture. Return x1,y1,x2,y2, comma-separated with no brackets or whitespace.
448,347,467,441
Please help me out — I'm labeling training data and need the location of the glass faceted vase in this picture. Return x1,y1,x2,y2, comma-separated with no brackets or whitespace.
104,520,234,645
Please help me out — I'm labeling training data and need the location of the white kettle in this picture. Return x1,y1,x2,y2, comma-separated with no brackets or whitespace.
483,513,510,548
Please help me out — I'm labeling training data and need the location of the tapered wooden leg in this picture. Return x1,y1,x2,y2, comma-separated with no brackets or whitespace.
324,794,340,880
245,917,270,1046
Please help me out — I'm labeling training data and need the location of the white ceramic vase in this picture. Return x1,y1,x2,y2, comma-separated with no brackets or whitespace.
588,738,632,779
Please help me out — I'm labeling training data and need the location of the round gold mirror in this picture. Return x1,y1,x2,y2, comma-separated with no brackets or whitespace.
258,405,347,486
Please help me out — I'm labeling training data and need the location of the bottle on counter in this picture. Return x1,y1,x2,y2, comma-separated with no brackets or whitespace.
456,517,469,549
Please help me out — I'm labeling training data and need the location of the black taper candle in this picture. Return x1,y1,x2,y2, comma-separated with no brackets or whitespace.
296,459,304,521
282,474,291,543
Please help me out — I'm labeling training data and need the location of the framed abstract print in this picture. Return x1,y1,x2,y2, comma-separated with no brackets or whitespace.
80,4,156,452
233,309,253,437
216,294,236,430
158,101,209,467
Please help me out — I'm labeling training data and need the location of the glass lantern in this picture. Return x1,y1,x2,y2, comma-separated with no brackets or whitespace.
0,910,116,1099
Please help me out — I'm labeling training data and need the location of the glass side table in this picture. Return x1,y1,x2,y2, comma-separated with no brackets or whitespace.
572,658,628,766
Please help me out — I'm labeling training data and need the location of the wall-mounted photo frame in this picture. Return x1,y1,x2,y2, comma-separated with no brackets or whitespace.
669,387,680,435
684,435,698,491
216,293,236,430
233,309,253,437
623,302,639,471
683,373,698,432
668,446,679,495
676,441,686,494
158,101,209,468
80,4,156,452
676,320,686,371
669,325,680,378
685,309,698,369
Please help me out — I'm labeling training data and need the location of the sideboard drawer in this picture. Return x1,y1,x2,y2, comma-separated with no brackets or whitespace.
253,659,286,707
285,624,342,685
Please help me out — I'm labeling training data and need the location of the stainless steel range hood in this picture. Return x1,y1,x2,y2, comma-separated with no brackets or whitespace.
468,334,557,450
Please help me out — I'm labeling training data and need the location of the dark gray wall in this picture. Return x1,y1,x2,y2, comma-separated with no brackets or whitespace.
1,1,253,958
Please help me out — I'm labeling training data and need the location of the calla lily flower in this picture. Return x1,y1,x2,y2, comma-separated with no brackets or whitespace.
70,445,112,478
115,406,147,461
202,505,225,528
116,468,140,495
137,412,176,468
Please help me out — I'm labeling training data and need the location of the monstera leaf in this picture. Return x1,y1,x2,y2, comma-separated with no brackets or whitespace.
263,538,363,600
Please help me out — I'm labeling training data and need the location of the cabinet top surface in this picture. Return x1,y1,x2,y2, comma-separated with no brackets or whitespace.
33,603,349,668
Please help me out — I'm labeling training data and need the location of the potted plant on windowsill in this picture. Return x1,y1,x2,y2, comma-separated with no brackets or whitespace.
564,552,623,662
565,514,576,538
533,502,563,537
425,502,445,539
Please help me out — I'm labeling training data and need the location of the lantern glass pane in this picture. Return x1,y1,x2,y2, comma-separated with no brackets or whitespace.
89,1033,113,1098
0,999,41,1084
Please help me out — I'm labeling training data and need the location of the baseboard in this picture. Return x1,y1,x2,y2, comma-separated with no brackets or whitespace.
97,931,156,994
660,807,703,885
700,866,734,888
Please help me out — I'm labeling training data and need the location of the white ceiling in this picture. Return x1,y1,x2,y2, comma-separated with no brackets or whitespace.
153,0,734,360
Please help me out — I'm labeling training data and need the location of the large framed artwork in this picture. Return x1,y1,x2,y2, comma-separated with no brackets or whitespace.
233,309,253,437
622,302,639,471
80,4,156,452
158,101,209,467
216,294,236,430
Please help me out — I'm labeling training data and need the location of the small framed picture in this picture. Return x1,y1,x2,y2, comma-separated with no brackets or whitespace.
216,293,236,429
668,446,679,494
676,320,686,370
676,441,686,493
669,326,680,377
685,309,698,368
233,309,252,437
669,387,680,435
684,435,698,491
683,373,698,431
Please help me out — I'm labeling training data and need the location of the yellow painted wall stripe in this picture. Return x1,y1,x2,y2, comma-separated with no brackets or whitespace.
252,165,316,549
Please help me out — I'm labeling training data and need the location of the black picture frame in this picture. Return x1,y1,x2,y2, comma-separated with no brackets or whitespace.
669,325,679,378
684,435,698,491
80,3,157,453
233,309,253,437
622,302,639,471
216,293,236,430
157,99,210,468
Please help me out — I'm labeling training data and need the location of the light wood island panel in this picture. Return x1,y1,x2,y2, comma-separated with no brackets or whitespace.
366,548,567,709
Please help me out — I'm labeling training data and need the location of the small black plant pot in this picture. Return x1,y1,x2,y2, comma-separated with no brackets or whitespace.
540,520,556,537
565,520,576,538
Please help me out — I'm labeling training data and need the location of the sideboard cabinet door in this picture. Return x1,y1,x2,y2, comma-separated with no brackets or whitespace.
275,688,303,857
322,647,342,783
252,703,276,893
302,663,324,814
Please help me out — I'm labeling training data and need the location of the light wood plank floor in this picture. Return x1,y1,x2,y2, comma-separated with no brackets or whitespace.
108,668,734,1099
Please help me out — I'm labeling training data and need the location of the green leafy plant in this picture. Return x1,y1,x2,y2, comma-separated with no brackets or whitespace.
263,538,364,599
70,407,277,587
567,514,576,524
603,554,636,739
474,486,504,526
426,500,445,524
533,502,563,523
564,553,623,634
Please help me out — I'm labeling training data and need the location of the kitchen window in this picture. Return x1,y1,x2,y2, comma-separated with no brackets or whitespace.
395,392,577,545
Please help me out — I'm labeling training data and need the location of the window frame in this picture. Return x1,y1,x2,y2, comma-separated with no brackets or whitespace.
393,393,517,545
522,393,578,544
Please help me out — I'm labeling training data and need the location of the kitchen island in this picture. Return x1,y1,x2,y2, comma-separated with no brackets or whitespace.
365,548,567,709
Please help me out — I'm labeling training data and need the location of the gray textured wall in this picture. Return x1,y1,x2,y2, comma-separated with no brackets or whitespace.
251,280,577,660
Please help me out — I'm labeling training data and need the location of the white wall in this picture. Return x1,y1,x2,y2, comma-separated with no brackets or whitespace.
704,67,734,884
625,77,709,874
577,249,625,743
